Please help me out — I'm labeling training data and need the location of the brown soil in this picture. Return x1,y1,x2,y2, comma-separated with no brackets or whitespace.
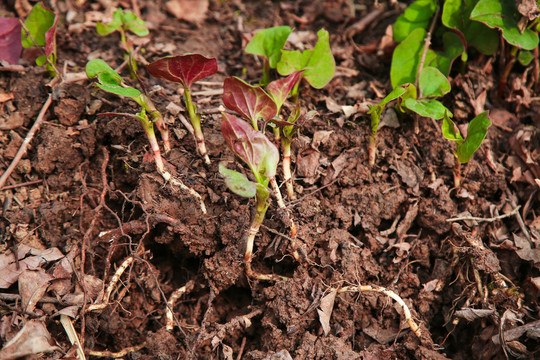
1,1,539,360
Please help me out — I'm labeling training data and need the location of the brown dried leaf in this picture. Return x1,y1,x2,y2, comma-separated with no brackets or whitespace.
19,269,53,313
362,324,400,344
316,289,337,336
455,308,495,322
0,320,59,359
165,0,208,23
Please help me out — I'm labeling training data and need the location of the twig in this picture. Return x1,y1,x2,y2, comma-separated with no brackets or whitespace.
415,5,440,97
0,179,43,190
446,206,521,223
335,284,422,339
60,314,86,360
0,94,52,190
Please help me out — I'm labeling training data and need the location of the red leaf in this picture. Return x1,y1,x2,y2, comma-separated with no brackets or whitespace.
45,15,58,58
221,113,279,179
223,77,278,126
0,17,22,65
266,70,303,109
147,54,217,89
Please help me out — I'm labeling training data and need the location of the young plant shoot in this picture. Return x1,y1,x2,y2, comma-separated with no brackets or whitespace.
86,59,206,213
147,54,218,164
20,2,59,76
220,113,286,280
223,76,301,260
442,111,491,188
245,26,293,86
276,28,335,100
96,8,149,78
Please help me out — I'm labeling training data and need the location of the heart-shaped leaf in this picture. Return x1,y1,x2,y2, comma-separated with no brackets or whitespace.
0,18,22,64
223,77,278,128
245,26,292,68
277,29,335,89
218,163,257,198
21,3,56,48
147,54,218,89
86,59,141,98
266,70,303,110
419,67,451,97
96,8,149,37
403,98,449,119
393,0,437,43
456,111,491,163
471,0,539,50
221,113,279,181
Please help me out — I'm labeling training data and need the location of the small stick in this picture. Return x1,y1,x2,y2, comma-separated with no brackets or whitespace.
0,179,43,190
87,342,147,358
415,5,440,96
165,280,195,331
446,206,521,223
336,284,422,339
60,314,86,360
0,94,52,190
270,178,300,263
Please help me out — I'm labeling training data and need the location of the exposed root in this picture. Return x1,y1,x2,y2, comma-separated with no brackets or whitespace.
87,342,147,358
158,169,207,214
86,256,134,312
335,284,422,339
165,280,195,331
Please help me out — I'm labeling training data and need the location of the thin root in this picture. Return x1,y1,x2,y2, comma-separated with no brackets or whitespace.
336,284,422,339
159,169,207,214
87,342,147,358
165,280,195,331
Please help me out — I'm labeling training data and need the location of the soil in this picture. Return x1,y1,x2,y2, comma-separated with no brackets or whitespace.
1,1,539,360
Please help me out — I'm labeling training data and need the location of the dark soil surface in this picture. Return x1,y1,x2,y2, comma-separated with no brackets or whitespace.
1,1,539,359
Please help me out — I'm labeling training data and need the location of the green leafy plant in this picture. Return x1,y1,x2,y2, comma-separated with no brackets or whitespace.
96,8,149,77
86,59,207,213
442,111,491,187
20,2,59,76
147,54,218,164
86,59,170,169
245,25,293,86
220,113,284,280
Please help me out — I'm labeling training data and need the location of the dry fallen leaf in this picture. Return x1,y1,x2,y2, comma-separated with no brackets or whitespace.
19,268,53,313
317,289,337,336
166,0,209,23
0,320,59,360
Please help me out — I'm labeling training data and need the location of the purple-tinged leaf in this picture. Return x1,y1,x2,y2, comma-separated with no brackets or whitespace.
147,54,217,89
223,77,278,127
221,113,279,180
0,18,22,64
45,15,58,58
266,70,303,109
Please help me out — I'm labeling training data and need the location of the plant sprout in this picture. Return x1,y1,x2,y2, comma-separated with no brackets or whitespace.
147,54,218,164
96,8,149,78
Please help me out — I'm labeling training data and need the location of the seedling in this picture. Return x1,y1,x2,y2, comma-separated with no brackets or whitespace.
147,54,218,164
96,8,149,78
220,113,285,280
86,59,206,213
442,111,491,187
368,67,451,165
222,75,301,261
276,28,335,100
245,25,292,86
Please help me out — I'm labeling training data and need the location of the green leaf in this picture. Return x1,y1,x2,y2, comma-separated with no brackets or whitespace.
442,0,499,55
96,9,148,37
403,98,448,119
394,0,438,43
391,28,425,87
245,26,292,68
219,163,257,198
21,2,56,48
86,59,141,98
456,111,491,163
419,67,451,97
441,111,463,142
517,50,535,66
277,29,335,89
471,0,539,50
423,31,464,76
